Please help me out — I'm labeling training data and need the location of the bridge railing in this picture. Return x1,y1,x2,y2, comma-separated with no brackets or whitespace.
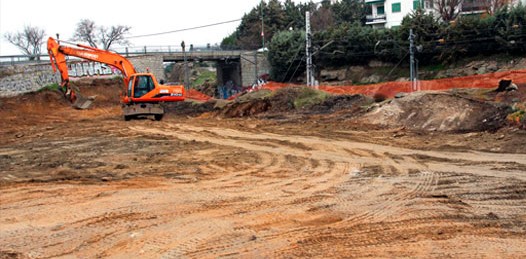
0,55,50,65
1,46,254,65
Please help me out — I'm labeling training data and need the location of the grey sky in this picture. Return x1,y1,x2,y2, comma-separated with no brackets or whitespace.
0,0,312,55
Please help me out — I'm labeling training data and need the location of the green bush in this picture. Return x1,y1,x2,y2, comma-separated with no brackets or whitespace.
39,83,60,92
292,87,330,109
267,30,306,81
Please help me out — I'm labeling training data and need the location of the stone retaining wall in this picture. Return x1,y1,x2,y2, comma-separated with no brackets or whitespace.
0,63,59,97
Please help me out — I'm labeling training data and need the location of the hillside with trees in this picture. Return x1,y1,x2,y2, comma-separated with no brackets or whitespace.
222,0,525,82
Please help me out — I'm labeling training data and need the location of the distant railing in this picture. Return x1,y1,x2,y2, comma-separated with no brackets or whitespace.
0,55,50,65
461,2,487,13
366,14,387,24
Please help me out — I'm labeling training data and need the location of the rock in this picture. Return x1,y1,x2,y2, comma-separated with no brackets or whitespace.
487,61,498,72
507,83,518,91
348,66,365,73
361,74,381,84
395,92,408,98
114,164,128,169
477,66,487,75
496,79,517,92
486,212,499,219
392,132,405,138
368,60,392,68
15,133,24,138
320,69,346,81
51,224,64,231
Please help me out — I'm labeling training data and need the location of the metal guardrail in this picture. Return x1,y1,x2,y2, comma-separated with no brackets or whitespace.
366,15,387,24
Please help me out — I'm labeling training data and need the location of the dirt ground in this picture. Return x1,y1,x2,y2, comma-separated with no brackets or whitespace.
1,80,525,258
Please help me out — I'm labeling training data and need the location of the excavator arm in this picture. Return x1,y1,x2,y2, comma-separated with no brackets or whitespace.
47,37,137,108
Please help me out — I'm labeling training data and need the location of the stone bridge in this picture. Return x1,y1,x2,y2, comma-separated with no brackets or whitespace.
128,50,270,87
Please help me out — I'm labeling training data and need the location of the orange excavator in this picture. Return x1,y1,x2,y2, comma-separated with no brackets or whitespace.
47,37,185,120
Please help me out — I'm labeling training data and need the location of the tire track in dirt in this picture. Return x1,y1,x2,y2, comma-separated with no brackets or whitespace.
153,125,356,257
130,124,526,178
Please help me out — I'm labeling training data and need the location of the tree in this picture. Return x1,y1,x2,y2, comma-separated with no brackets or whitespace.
481,0,511,14
267,30,306,81
72,19,131,50
332,0,367,24
4,25,46,60
399,9,445,63
434,0,464,21
311,4,335,31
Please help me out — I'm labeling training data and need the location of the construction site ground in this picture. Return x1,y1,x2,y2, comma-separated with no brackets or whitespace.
1,79,525,258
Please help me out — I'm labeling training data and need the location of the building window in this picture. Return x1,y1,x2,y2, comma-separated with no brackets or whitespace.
392,2,401,13
377,5,385,15
413,0,420,9
424,0,433,9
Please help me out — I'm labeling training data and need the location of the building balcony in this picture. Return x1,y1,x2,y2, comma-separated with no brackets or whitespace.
365,0,385,4
460,2,487,14
366,14,387,24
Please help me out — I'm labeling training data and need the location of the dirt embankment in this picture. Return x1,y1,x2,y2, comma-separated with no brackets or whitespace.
361,92,511,132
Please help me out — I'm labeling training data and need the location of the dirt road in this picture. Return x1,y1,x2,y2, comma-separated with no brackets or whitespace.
1,102,525,258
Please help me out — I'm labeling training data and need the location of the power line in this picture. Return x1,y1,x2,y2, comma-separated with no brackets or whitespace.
126,19,242,39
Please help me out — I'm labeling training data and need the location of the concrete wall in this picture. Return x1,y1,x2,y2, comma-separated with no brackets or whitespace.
0,63,59,97
241,52,270,86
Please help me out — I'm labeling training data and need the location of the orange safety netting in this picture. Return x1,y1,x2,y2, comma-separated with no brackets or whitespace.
186,89,212,101
184,69,526,101
264,69,526,98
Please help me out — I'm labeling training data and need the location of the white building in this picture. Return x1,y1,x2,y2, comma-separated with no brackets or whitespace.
365,0,526,29
365,0,435,28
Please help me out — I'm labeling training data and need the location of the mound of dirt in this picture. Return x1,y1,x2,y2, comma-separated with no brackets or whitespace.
218,99,271,118
361,92,510,132
308,94,374,114
218,88,374,118
165,100,216,116
70,77,122,107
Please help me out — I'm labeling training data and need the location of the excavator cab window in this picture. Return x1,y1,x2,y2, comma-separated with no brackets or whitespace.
134,75,155,98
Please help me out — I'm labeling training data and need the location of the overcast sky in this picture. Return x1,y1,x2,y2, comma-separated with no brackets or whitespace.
0,0,313,55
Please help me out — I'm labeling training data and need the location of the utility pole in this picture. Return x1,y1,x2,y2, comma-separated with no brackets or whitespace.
306,11,314,87
261,0,265,49
409,29,418,91
181,41,189,90
255,51,258,85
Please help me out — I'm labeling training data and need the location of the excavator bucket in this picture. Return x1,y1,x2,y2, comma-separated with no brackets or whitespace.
72,95,95,109
70,85,96,109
